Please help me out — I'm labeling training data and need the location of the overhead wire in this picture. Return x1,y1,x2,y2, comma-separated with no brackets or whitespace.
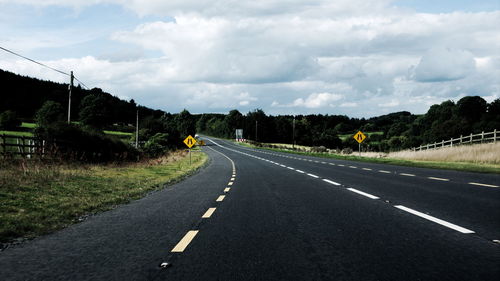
0,45,90,89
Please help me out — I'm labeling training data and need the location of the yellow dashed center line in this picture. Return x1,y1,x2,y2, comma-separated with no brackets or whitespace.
171,230,199,252
202,208,217,218
216,195,226,202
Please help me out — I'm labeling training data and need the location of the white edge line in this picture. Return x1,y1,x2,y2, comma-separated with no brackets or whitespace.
322,179,341,186
346,188,379,199
394,205,475,234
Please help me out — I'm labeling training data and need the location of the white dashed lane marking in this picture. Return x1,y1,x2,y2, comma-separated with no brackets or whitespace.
322,179,341,186
400,173,416,177
428,177,449,181
362,168,372,171
468,182,499,188
307,173,319,178
216,195,226,202
394,205,475,234
378,170,391,173
224,187,231,192
347,188,379,199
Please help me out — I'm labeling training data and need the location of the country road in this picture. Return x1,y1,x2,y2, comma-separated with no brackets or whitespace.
1,138,499,280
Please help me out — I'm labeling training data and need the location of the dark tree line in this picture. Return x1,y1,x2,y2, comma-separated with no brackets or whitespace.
196,96,500,152
1,68,498,153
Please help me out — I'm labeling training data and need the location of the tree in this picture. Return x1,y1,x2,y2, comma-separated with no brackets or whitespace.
35,101,65,127
79,94,110,128
0,110,21,130
456,96,487,124
174,109,196,137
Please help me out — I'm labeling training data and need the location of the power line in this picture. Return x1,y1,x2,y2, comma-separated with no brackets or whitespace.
0,45,90,89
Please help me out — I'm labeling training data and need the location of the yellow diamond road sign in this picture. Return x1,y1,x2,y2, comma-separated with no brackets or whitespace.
183,135,197,148
353,131,366,144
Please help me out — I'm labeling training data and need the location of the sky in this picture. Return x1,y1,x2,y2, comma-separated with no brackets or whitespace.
0,0,499,118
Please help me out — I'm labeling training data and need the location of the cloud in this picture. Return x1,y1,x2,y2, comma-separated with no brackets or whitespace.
413,47,476,82
0,1,499,117
292,92,343,108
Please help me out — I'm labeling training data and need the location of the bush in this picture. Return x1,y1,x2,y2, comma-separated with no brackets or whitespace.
143,133,170,157
0,110,21,130
35,123,138,162
36,101,65,127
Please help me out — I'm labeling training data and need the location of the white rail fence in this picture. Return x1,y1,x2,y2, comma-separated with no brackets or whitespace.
413,129,498,151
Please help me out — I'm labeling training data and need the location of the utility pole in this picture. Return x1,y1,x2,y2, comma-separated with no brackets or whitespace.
255,120,258,141
135,110,139,149
292,116,295,150
67,71,74,123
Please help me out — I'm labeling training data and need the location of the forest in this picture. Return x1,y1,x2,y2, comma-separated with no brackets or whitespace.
1,68,499,154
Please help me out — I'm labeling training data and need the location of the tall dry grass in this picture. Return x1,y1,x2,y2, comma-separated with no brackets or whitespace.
388,142,500,164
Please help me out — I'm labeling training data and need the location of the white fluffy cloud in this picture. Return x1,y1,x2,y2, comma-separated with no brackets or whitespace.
0,1,499,117
414,48,476,82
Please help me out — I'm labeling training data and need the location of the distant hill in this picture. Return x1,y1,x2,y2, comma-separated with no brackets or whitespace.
0,68,164,124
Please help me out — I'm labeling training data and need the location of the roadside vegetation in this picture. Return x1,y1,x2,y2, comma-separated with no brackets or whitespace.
236,141,500,174
0,150,207,246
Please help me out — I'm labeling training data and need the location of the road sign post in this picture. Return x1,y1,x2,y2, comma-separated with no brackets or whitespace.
353,131,366,156
183,135,197,165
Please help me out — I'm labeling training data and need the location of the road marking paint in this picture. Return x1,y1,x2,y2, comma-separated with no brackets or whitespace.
216,195,226,202
228,182,233,186
202,208,217,218
296,170,305,173
307,173,319,178
287,167,295,170
308,160,313,162
171,230,199,252
428,177,449,181
321,162,327,164
280,164,286,167
400,173,416,177
328,163,335,166
322,179,341,186
378,170,391,173
468,182,499,188
224,187,231,192
347,188,379,199
338,164,345,167
394,205,475,234
349,166,357,169
362,168,372,171
230,177,235,181
314,161,320,163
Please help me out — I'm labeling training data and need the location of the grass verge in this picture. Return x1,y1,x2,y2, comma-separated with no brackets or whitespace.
0,150,208,246
236,141,500,174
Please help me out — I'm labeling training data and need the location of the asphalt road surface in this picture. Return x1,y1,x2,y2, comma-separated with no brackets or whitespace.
1,138,499,280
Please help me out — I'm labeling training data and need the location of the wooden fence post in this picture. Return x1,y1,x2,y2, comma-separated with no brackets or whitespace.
460,135,463,144
470,133,473,144
450,137,453,147
494,129,497,144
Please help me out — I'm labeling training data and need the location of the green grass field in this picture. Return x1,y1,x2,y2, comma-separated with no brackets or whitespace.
0,151,208,244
